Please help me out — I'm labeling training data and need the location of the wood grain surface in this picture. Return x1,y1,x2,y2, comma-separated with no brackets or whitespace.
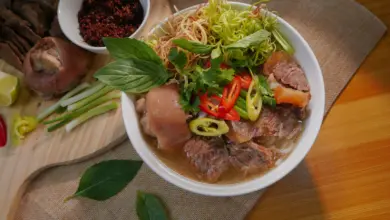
0,54,128,220
247,1,390,219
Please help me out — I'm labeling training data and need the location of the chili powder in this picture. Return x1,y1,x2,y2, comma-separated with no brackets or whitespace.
78,0,144,47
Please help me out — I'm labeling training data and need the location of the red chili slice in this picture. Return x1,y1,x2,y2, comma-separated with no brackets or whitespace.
199,93,240,121
0,115,7,147
221,76,241,112
199,94,221,117
237,71,252,89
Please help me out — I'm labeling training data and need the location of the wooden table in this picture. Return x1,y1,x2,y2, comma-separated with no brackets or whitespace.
247,1,390,219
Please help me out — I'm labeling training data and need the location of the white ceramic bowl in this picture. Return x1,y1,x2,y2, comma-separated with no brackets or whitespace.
57,0,151,54
122,2,325,196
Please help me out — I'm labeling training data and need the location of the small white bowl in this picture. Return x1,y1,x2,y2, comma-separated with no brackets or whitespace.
122,2,325,196
57,0,151,54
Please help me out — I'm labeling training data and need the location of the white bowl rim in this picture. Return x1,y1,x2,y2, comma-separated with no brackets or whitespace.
57,0,151,51
122,1,325,197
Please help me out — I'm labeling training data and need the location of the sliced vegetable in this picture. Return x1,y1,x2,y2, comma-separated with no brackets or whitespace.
225,30,271,49
172,39,215,54
189,118,229,136
272,29,294,55
199,94,221,118
44,92,121,125
67,86,115,111
199,94,240,121
246,76,263,121
221,76,241,112
65,101,119,132
60,82,105,107
37,82,90,122
0,115,7,147
236,72,252,89
273,86,310,108
13,116,38,140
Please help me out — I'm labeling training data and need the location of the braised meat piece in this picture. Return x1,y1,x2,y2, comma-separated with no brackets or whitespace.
254,107,302,140
226,121,255,144
0,23,31,53
184,137,229,182
141,85,192,150
23,37,91,98
0,42,23,70
228,141,280,174
264,51,310,92
12,0,51,36
0,7,41,45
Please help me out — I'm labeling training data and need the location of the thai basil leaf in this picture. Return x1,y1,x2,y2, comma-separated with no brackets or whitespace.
103,38,163,65
65,160,143,201
136,191,169,220
172,39,215,54
168,48,187,71
225,30,271,49
94,59,169,93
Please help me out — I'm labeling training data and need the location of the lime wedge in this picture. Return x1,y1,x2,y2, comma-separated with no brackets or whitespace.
0,71,19,107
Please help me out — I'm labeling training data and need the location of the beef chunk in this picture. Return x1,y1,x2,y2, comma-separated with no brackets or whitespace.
12,0,50,36
229,141,280,174
264,51,310,92
0,6,41,45
0,23,31,53
226,121,255,144
254,107,302,140
184,137,230,182
3,41,24,62
0,0,10,8
0,42,23,70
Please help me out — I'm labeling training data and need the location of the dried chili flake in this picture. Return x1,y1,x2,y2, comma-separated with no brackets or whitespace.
78,0,144,47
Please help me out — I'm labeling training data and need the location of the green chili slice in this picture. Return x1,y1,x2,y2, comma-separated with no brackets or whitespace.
246,75,263,121
189,118,229,137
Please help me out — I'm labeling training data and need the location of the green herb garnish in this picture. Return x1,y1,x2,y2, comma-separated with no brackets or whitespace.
65,160,143,202
136,191,170,220
172,39,215,54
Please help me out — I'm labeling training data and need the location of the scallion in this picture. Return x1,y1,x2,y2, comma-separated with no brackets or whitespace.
67,86,114,111
60,82,105,107
37,82,90,122
44,92,121,125
65,102,119,132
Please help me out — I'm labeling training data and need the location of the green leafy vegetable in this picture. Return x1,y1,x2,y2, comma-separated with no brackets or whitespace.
65,160,143,201
136,191,169,220
94,59,169,94
168,48,187,72
172,39,215,54
272,29,294,55
103,38,162,64
258,75,276,107
65,101,119,132
179,83,200,114
225,30,271,49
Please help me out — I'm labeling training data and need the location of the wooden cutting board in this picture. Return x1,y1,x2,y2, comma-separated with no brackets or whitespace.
0,1,173,219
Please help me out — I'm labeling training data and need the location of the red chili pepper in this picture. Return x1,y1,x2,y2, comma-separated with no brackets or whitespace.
0,115,7,147
199,94,221,117
204,60,230,69
237,71,252,89
221,76,241,112
199,94,240,121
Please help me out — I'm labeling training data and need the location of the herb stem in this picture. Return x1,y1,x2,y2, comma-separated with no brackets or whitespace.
37,82,90,122
60,82,105,107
